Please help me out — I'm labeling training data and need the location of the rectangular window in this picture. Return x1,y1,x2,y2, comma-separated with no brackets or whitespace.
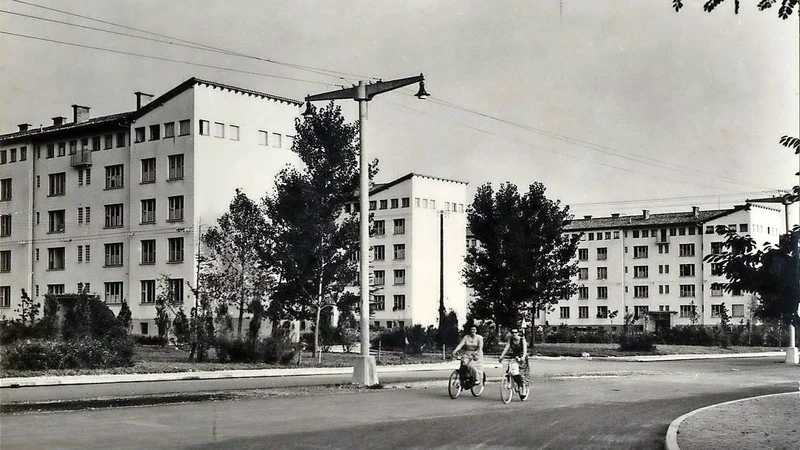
179,120,190,136
116,132,127,147
711,242,723,254
711,263,723,276
141,240,156,264
390,199,399,209
578,286,589,299
78,170,84,186
739,224,748,233
393,218,405,235
634,286,649,298
374,295,385,311
578,268,589,280
731,304,745,317
578,306,589,319
633,266,649,278
578,248,588,261
373,220,385,236
105,164,124,189
104,243,124,267
560,306,570,319
680,305,696,318
2,214,13,236
49,172,66,196
258,130,268,146
379,200,388,210
213,122,225,138
168,278,184,303
393,295,406,310
633,246,648,259
634,305,649,319
47,247,65,270
0,250,11,272
229,125,239,141
373,245,385,261
46,284,65,295
104,134,113,149
141,158,156,183
401,197,410,208
597,286,608,299
0,178,11,201
85,206,91,224
168,237,184,263
85,245,91,262
47,144,55,158
105,204,124,228
163,122,175,138
168,195,184,221
680,284,696,298
168,154,184,180
679,264,695,277
141,280,156,304
597,306,609,318
85,168,91,185
658,243,669,254
104,282,123,304
596,247,607,260
77,245,83,262
597,267,607,280
141,199,156,224
373,270,385,286
679,244,695,257
393,269,406,285
393,244,405,260
199,120,210,136
271,133,282,148
92,136,101,151
48,210,65,233
0,150,5,164
134,127,146,143
0,286,10,307
711,304,723,317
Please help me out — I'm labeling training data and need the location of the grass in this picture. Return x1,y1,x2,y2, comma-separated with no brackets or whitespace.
1,342,782,378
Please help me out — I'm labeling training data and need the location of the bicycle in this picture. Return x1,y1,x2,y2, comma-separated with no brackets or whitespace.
448,354,486,399
499,356,530,404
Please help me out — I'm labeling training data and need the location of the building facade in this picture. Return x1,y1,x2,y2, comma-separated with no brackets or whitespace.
0,78,302,335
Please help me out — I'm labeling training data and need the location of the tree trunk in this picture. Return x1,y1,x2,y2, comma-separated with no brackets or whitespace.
315,268,324,363
237,259,246,338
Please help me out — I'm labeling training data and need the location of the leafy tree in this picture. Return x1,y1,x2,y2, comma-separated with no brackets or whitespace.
14,289,40,326
672,0,799,18
264,102,372,362
117,300,132,331
202,189,273,338
463,182,579,336
154,275,183,343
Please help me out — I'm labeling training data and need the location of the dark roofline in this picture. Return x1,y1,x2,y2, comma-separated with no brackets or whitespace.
564,206,744,231
1,111,134,144
370,173,468,196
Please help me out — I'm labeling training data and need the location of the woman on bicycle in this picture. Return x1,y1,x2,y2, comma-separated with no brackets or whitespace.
498,328,527,387
452,325,484,385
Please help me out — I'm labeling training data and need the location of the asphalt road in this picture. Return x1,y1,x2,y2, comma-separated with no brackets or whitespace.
1,357,797,449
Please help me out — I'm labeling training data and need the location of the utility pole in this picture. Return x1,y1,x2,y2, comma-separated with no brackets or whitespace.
786,142,800,364
303,74,429,385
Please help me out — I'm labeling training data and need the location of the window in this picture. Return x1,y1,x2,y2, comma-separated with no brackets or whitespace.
104,243,124,267
633,246,648,259
597,247,607,260
731,304,745,317
85,206,91,224
739,224,748,233
597,286,608,299
597,306,609,318
77,245,83,262
85,168,91,185
45,143,54,158
168,195,184,221
199,120,210,135
705,226,714,234
373,270,385,286
141,280,156,304
373,245,385,261
258,130,268,146
710,304,724,317
116,132,127,147
379,200,388,210
710,242,723,254
141,199,156,224
168,237,184,262
0,286,10,307
104,134,113,149
48,210,65,233
634,286,649,298
0,178,11,201
141,240,156,264
596,232,603,240
48,247,65,270
393,244,405,260
578,248,588,261
179,120,190,136
168,154,184,180
597,267,607,280
141,158,156,183
710,263,723,276
78,170,84,186
168,279,183,303
229,125,239,141
679,264,695,277
0,250,10,272
285,135,295,149
134,127,146,143
49,172,66,196
634,305,649,319
401,197,410,208
374,295,385,311
394,269,406,285
393,295,406,310
679,284,696,298
633,266,649,278
85,245,91,262
658,243,669,254
679,243,695,257
163,122,175,138
58,142,67,157
0,214,11,236
69,140,78,155
105,204,124,228
578,286,589,299
578,306,589,319
0,150,5,164
212,122,224,138
393,219,405,235
104,282,123,304
660,285,670,294
578,268,589,280
271,133,282,147
373,220,385,236
560,307,570,319
105,165,124,189
680,304,697,318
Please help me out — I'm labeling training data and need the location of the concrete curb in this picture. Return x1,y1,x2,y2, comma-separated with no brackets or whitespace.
608,351,785,362
664,392,797,450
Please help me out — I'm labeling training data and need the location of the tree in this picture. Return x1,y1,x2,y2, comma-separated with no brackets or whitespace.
202,189,273,338
672,0,799,18
154,275,184,343
264,102,372,362
463,182,580,336
117,300,132,331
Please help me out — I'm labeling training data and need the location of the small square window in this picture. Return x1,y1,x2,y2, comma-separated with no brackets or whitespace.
164,122,175,138
229,125,239,141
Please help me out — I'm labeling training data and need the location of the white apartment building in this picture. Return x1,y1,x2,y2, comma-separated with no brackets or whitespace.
0,78,303,335
535,202,786,331
348,173,469,329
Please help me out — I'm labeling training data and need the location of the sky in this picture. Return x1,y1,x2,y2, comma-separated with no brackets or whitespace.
1,0,798,217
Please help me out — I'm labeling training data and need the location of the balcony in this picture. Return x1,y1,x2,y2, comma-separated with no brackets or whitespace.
70,149,92,167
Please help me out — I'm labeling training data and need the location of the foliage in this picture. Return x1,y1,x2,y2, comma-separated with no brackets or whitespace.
117,300,132,331
672,0,798,18
716,302,732,348
463,182,579,330
618,333,658,352
437,310,461,349
133,335,168,346
214,335,295,364
1,337,134,371
14,289,40,326
338,327,360,353
154,275,184,343
172,307,190,346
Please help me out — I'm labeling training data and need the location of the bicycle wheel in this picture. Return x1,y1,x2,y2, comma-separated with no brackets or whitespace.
471,372,486,397
500,374,513,404
518,378,530,401
448,370,462,399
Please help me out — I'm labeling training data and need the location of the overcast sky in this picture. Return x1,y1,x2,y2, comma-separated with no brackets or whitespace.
1,0,797,216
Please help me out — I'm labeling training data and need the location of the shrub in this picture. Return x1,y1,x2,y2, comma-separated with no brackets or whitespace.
214,335,295,364
1,336,134,370
134,335,168,346
618,333,657,352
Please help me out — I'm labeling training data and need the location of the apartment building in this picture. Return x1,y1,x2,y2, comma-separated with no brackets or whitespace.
346,173,469,329
0,78,302,335
535,202,786,330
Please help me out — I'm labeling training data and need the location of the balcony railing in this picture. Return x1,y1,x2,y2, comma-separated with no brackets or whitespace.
70,149,92,167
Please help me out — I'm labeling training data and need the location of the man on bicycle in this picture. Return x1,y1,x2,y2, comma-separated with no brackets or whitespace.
498,328,527,388
452,325,484,385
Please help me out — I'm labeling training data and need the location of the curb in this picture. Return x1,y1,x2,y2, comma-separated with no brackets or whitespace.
609,351,784,362
664,392,797,450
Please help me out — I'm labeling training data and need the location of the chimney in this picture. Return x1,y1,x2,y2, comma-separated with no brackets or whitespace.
52,116,67,126
692,206,700,218
642,209,650,220
583,215,593,220
611,213,620,219
135,92,154,110
17,123,31,132
72,105,91,123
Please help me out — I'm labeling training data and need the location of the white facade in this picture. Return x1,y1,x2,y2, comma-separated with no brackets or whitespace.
0,78,302,335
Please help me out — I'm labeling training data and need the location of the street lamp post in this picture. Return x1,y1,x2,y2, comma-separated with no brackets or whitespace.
304,74,429,385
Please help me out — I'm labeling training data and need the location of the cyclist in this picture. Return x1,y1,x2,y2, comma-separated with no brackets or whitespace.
452,325,484,385
498,328,528,388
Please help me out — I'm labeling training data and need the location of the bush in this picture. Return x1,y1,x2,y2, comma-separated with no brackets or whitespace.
618,333,657,352
134,335,169,346
214,335,295,364
1,336,134,370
